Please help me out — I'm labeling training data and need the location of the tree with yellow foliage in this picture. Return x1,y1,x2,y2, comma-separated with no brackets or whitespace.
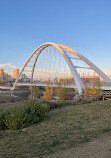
91,81,102,96
84,84,91,99
43,81,54,101
30,86,39,100
83,81,102,100
56,81,69,100
91,82,96,96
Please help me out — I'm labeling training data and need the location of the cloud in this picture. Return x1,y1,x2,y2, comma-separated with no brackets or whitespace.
0,63,17,69
0,63,18,76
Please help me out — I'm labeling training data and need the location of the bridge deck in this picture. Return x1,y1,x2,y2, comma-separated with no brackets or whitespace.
0,82,111,91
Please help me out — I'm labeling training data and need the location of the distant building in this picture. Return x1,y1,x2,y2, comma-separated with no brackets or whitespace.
81,76,100,83
13,69,19,79
4,73,12,81
0,69,4,75
60,76,73,82
21,74,30,82
0,69,13,81
60,75,100,83
0,69,5,80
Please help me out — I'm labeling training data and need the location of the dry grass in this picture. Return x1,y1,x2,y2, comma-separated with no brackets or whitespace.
0,95,27,110
0,100,111,158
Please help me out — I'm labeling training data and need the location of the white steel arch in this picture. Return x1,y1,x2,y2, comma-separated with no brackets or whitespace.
11,42,111,94
58,44,111,83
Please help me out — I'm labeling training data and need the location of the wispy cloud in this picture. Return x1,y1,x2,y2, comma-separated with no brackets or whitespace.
0,63,17,69
0,63,18,76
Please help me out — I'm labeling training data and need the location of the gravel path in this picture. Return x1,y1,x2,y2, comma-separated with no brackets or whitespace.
45,133,111,158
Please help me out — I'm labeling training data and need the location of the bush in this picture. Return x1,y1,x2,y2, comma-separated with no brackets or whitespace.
0,101,48,130
0,110,7,130
48,102,60,109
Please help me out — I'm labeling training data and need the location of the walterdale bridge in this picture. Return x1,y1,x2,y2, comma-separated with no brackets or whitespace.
11,42,111,95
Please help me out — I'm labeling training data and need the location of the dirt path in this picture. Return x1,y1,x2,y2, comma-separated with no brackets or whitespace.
45,133,111,158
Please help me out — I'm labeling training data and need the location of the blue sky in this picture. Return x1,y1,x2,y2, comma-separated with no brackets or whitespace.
0,0,111,75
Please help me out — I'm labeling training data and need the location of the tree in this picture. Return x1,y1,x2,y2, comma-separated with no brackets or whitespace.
91,82,96,96
56,81,69,100
91,81,102,95
95,81,102,95
43,81,54,101
30,86,39,100
84,84,91,99
83,81,102,100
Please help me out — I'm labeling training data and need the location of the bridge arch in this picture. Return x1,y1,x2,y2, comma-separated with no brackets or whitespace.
11,42,111,95
58,44,111,83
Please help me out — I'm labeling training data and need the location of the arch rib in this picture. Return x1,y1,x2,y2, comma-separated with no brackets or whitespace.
58,44,111,83
11,42,84,94
11,42,111,95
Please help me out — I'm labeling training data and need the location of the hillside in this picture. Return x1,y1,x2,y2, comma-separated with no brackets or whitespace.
0,100,111,158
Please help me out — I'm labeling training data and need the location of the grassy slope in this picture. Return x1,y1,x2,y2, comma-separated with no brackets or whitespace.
0,100,111,158
0,95,26,110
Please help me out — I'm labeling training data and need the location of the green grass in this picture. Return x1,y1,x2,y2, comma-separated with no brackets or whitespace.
0,100,111,158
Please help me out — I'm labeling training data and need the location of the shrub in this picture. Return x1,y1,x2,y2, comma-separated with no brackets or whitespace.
48,102,60,109
0,110,7,130
0,101,48,130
